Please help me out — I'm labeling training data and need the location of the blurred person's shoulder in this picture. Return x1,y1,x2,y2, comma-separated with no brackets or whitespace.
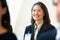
6,32,17,40
0,31,17,40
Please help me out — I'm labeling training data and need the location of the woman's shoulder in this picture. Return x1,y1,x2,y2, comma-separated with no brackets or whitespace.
44,24,57,33
49,24,56,30
25,24,34,29
45,24,57,37
25,24,34,32
46,24,57,33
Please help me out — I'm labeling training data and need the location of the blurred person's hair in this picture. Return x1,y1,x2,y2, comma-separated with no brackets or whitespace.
0,0,13,32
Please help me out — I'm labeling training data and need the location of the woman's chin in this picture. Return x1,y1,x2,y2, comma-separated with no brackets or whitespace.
34,19,41,21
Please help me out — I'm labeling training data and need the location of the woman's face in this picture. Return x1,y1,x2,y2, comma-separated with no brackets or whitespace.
32,5,44,21
0,2,7,19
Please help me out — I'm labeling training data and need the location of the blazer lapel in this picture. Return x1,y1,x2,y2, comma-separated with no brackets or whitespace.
31,24,47,40
37,24,47,38
39,24,47,33
31,24,35,40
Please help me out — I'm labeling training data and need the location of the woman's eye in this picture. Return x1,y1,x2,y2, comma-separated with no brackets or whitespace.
33,10,35,12
33,9,41,12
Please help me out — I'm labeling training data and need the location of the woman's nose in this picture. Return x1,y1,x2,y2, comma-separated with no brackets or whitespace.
34,11,38,15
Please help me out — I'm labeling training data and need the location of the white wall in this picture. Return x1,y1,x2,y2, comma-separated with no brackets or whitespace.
6,0,59,40
6,0,23,31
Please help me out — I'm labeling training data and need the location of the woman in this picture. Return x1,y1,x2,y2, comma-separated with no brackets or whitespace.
24,2,57,40
0,0,17,40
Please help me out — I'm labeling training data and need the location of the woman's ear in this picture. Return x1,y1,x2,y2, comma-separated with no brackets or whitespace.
2,7,7,14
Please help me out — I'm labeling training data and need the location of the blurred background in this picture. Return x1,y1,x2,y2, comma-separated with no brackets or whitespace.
6,0,59,40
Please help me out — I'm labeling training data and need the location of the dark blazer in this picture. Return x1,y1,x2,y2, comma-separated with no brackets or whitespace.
24,24,57,40
0,31,17,40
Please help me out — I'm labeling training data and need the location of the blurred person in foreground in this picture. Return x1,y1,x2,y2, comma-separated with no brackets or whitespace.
0,0,17,40
53,0,60,40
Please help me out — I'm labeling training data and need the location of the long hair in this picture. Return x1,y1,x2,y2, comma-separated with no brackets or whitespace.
0,0,12,32
31,2,51,28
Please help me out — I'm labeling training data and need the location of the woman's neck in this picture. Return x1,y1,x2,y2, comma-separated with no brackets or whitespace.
0,23,8,35
35,19,43,26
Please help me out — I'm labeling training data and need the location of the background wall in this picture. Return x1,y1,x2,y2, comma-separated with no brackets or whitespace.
6,0,59,40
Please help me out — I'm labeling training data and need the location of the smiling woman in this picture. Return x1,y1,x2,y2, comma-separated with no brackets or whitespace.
24,2,57,40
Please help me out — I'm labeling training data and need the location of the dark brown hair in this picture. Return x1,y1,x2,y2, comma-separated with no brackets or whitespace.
31,2,51,27
0,0,12,32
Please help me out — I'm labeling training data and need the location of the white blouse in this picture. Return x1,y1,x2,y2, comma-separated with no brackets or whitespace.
34,21,43,40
